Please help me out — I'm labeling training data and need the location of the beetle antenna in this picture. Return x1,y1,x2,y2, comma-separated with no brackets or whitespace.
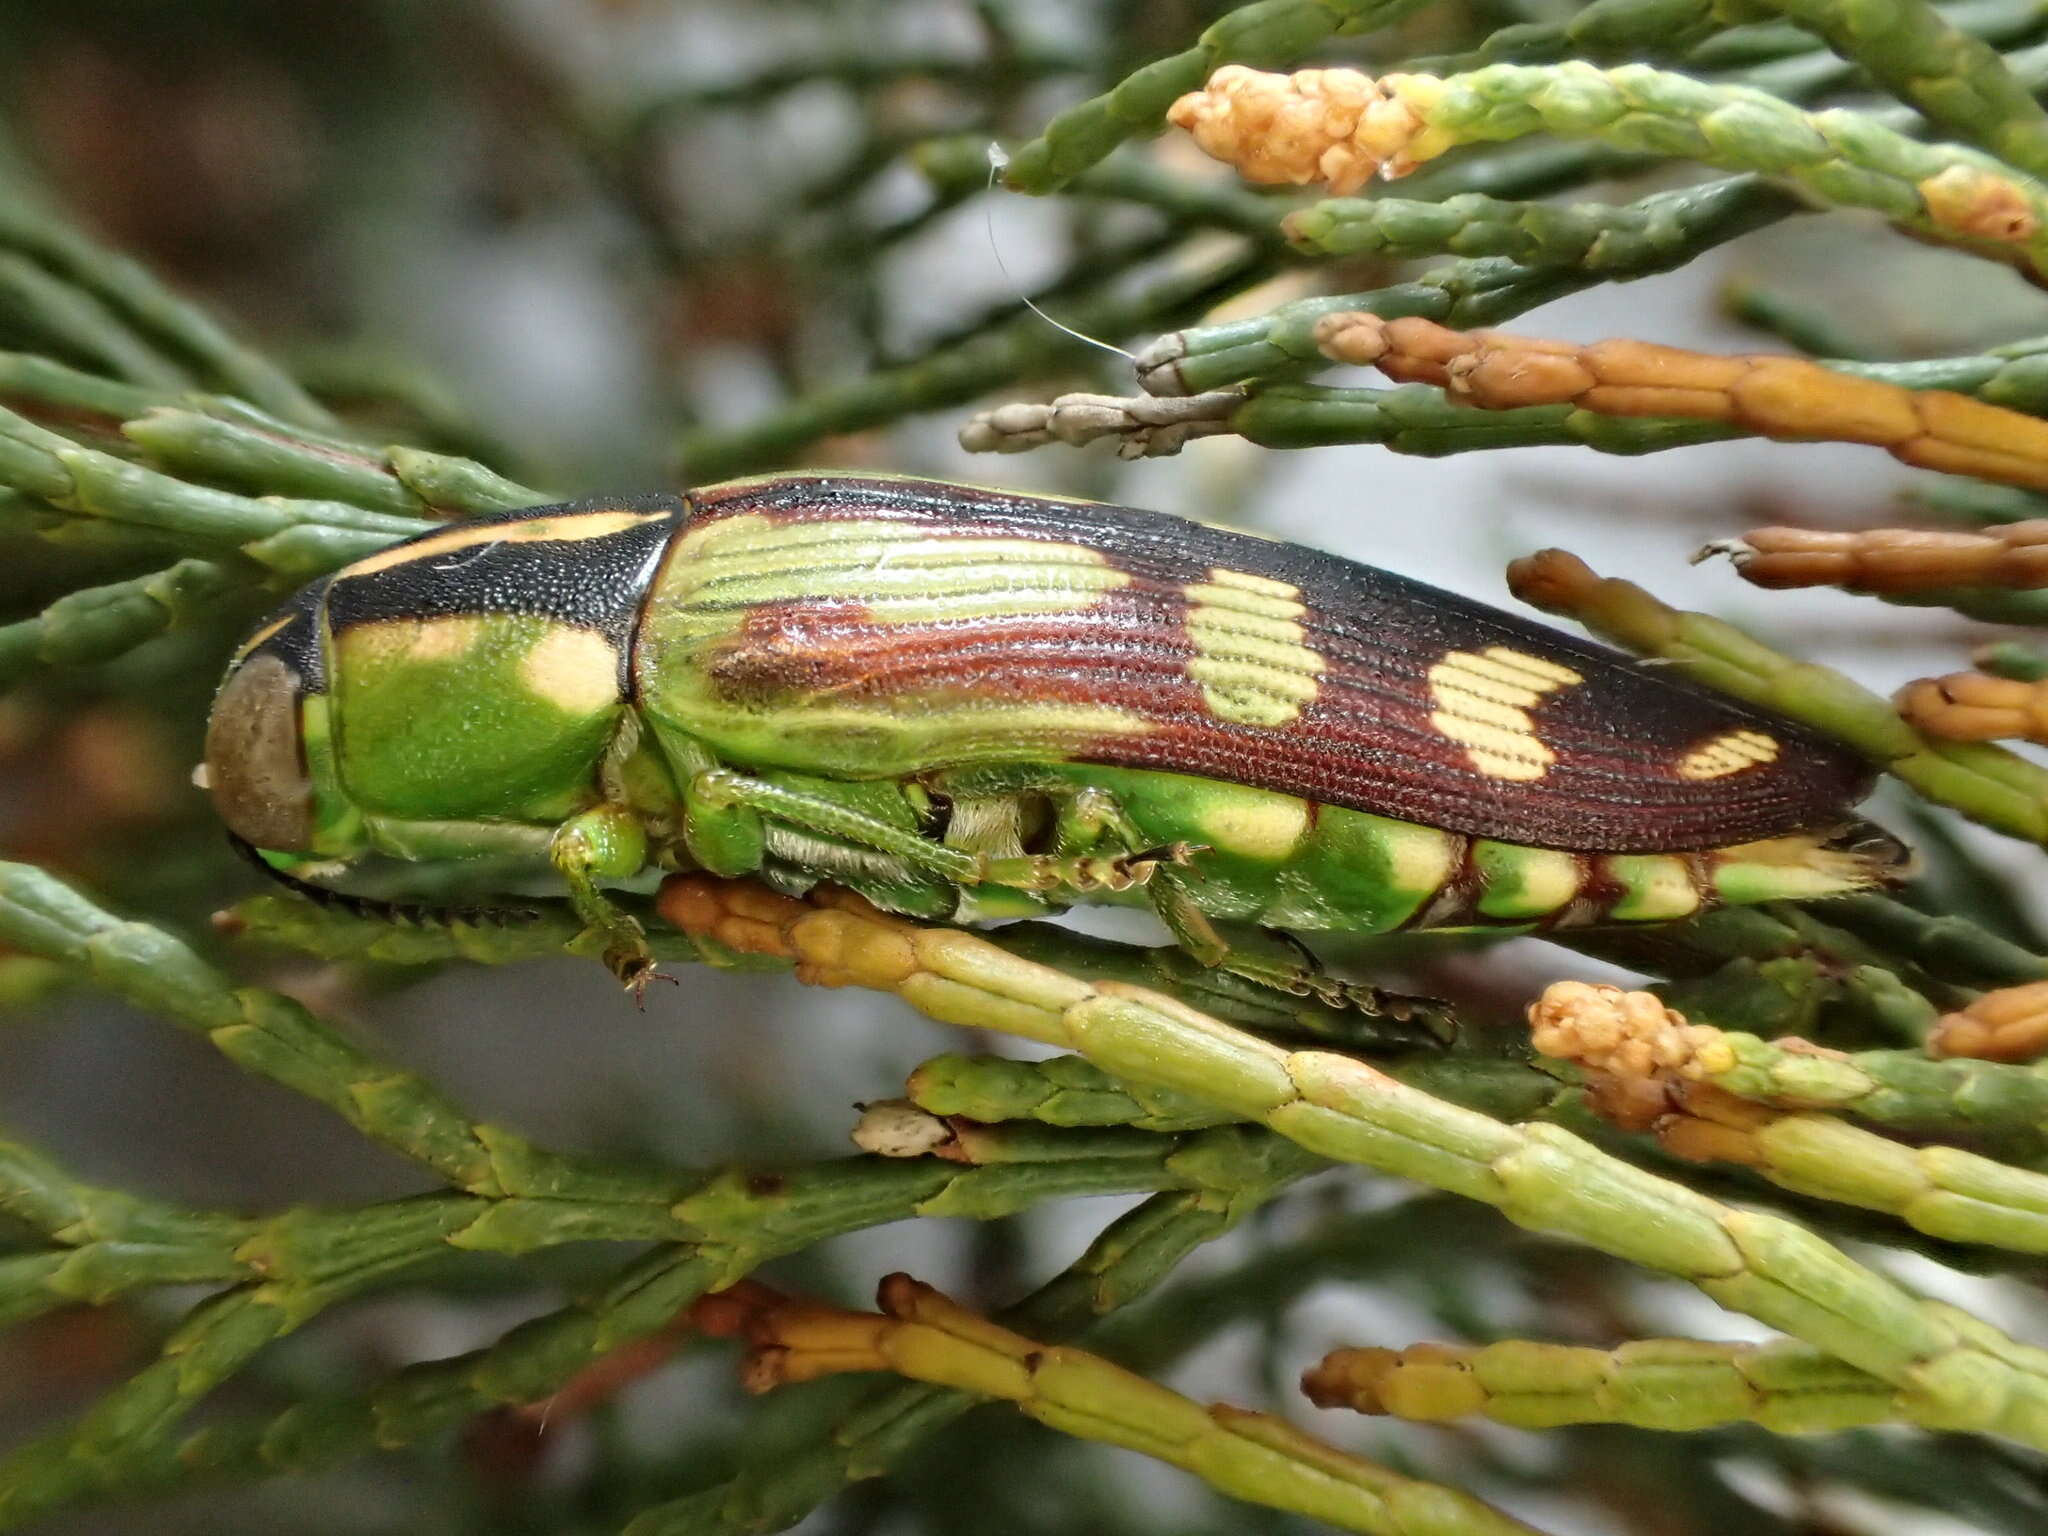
985,143,1136,365
225,833,543,929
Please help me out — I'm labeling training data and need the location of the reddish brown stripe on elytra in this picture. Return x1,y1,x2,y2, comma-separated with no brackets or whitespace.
703,597,1207,716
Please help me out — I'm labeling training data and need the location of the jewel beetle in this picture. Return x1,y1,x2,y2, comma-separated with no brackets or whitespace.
202,473,1903,998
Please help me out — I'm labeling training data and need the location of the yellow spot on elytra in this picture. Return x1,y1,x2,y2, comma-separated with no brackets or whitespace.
1427,647,1583,781
346,614,489,666
1199,790,1311,861
1197,566,1302,601
1677,728,1779,780
338,509,671,580
1184,568,1323,727
520,627,620,714
231,614,291,661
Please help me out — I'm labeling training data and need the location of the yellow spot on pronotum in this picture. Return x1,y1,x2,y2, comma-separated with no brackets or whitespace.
1184,568,1324,727
337,509,671,581
1677,728,1779,781
1427,647,1583,781
520,628,620,714
347,614,489,666
412,620,487,662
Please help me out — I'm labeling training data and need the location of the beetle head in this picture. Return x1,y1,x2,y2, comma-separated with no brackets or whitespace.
203,591,326,852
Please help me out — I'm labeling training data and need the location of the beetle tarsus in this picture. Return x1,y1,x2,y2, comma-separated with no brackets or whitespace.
1221,931,1458,1037
226,832,542,929
1140,842,1210,883
1065,841,1207,893
613,953,678,1010
1328,982,1459,1040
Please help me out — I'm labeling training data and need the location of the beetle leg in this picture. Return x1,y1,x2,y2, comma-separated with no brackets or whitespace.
598,711,643,803
934,768,1232,959
1215,926,1458,1037
684,768,1190,896
550,804,660,1000
690,769,979,877
1050,785,1124,857
1147,866,1449,1020
937,768,1429,1016
1094,826,1313,998
976,843,1206,894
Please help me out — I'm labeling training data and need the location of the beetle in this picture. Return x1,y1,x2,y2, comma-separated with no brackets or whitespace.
201,473,1904,1001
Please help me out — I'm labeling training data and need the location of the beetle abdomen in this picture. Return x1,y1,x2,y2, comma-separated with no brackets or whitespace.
636,475,1872,852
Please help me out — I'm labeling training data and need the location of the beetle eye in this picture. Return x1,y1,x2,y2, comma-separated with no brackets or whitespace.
204,653,314,851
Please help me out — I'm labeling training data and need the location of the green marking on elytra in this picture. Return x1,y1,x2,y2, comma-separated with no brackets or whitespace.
634,514,1155,782
653,514,1132,636
640,672,1153,785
